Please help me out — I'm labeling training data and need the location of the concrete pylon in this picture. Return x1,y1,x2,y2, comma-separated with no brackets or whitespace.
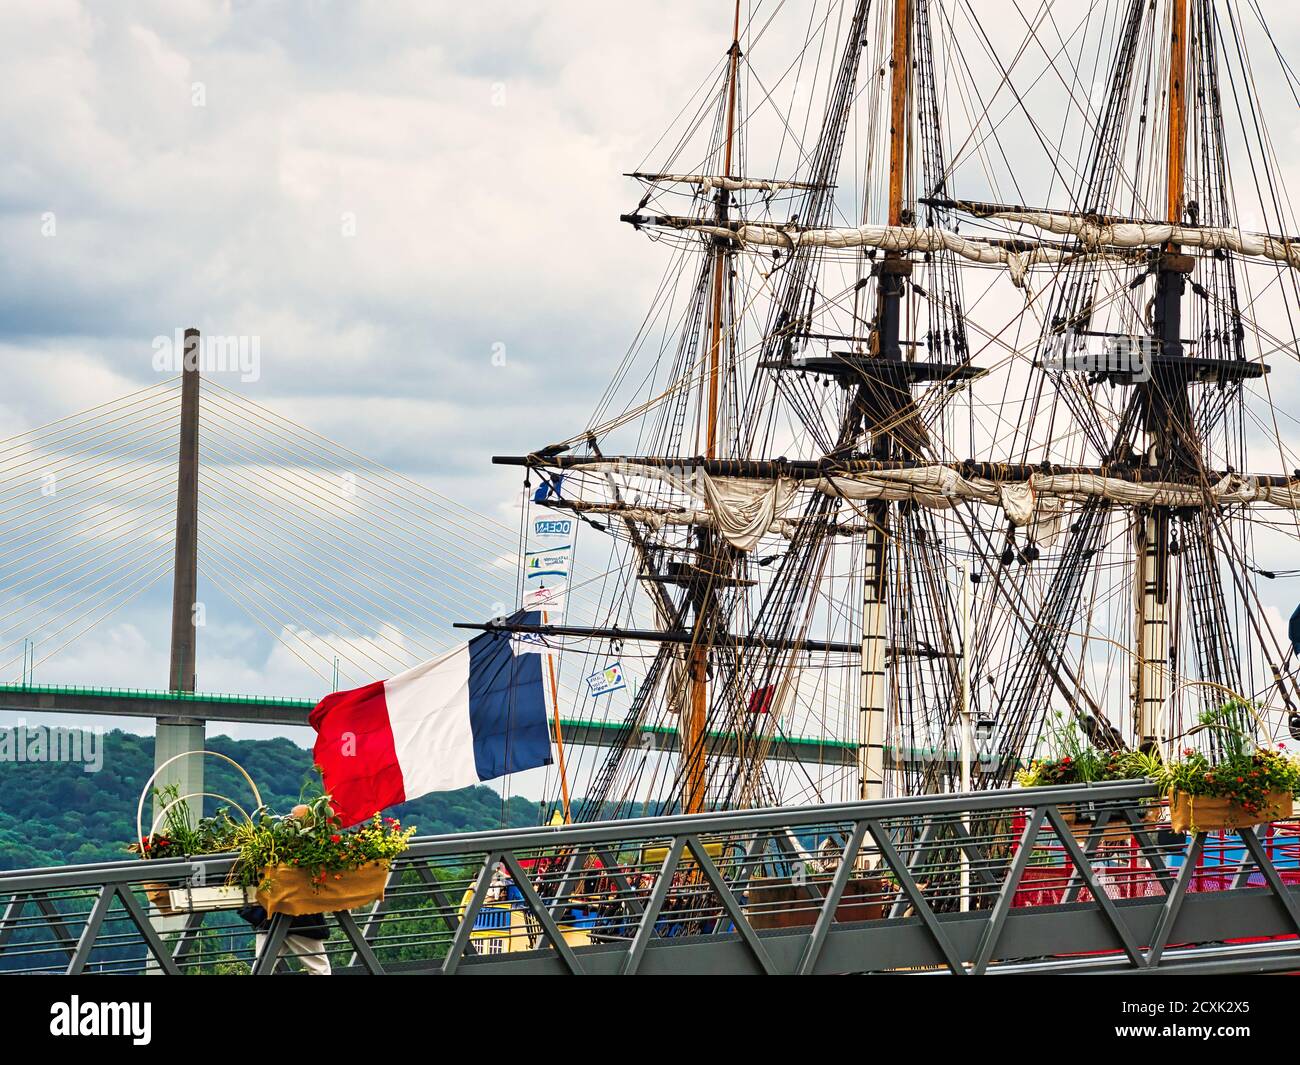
152,328,205,833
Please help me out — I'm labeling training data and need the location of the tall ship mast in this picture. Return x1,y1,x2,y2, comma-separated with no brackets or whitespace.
483,0,1300,821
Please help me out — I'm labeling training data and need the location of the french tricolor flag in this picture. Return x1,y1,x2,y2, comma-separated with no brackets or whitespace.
309,612,554,827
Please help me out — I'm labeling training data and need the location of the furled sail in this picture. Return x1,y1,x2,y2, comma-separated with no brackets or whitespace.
629,172,823,195
581,462,797,552
579,461,1300,551
949,200,1300,268
822,470,1300,542
684,221,1122,288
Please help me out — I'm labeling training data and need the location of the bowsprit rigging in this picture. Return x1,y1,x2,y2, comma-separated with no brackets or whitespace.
481,0,1300,821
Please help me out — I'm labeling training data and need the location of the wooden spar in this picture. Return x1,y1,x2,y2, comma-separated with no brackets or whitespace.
684,0,742,816
496,452,1296,485
705,0,742,456
455,620,872,655
887,0,911,226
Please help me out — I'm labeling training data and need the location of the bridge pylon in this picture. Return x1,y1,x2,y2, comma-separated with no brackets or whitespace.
153,327,204,831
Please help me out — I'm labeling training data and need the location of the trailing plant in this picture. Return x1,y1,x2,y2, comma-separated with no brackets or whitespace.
1155,701,1300,815
230,775,416,891
127,783,242,860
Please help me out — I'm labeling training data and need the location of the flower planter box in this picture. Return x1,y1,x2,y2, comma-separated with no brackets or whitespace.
1168,790,1293,835
1057,803,1161,843
142,882,256,916
256,860,390,916
746,875,888,929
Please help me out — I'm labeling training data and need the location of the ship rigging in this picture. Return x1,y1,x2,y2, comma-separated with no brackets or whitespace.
485,0,1300,823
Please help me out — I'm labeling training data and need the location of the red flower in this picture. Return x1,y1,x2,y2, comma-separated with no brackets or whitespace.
330,834,342,843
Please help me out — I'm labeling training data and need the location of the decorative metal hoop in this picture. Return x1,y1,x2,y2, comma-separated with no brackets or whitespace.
135,750,263,852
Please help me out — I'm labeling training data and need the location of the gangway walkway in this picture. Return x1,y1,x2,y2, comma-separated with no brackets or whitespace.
3,781,1300,975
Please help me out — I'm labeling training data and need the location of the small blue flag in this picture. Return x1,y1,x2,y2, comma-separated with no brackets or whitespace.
532,474,564,503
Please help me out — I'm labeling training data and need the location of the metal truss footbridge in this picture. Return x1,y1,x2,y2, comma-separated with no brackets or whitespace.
4,782,1300,975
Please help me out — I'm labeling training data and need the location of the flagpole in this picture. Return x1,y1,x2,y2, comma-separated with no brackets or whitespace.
542,617,572,822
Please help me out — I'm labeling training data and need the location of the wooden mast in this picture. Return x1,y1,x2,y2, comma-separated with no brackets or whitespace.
706,0,741,454
1165,0,1188,227
683,0,742,815
859,0,911,802
547,648,571,822
1135,0,1189,751
887,0,911,229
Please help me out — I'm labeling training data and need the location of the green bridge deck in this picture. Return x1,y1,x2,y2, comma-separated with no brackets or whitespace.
0,682,856,767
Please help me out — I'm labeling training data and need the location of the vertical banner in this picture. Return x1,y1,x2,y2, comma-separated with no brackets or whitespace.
524,514,574,616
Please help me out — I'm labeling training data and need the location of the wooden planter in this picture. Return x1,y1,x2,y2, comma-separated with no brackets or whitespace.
1057,804,1162,843
256,860,390,916
1168,790,1293,835
746,875,888,930
142,882,255,916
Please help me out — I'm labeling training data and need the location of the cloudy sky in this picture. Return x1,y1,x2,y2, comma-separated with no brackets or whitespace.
0,1,738,484
2,1,1299,758
0,0,747,737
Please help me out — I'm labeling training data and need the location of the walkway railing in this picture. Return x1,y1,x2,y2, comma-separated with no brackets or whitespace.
4,781,1300,975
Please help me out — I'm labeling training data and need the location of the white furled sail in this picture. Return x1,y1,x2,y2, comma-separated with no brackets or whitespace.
685,221,1122,287
630,172,822,195
972,205,1300,269
581,462,797,552
575,462,1300,553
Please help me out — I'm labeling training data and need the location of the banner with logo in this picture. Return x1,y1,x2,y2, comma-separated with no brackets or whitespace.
524,515,574,617
523,582,567,613
524,544,572,582
585,661,626,697
531,516,575,543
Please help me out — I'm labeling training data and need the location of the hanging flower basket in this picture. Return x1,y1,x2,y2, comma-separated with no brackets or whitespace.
1168,790,1293,835
233,799,414,914
256,860,391,916
131,760,414,916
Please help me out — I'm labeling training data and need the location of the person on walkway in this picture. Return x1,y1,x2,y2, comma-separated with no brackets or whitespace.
237,905,331,975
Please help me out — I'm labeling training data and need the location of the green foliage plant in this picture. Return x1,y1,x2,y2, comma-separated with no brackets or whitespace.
127,783,242,860
1015,714,1151,787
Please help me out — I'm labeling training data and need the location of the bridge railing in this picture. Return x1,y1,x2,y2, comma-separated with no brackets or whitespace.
4,781,1300,975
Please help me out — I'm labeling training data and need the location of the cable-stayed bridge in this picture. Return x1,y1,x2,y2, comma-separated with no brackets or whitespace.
0,330,852,814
